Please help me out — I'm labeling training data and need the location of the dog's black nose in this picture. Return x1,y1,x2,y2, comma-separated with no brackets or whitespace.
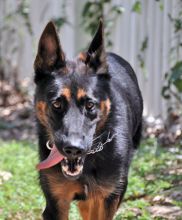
63,146,85,158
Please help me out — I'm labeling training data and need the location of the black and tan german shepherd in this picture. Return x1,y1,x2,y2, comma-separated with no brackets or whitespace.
34,20,143,220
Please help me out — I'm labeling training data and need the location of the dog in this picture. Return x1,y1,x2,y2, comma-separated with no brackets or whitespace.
34,20,143,220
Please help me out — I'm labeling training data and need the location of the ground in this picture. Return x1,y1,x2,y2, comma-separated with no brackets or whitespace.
0,138,181,220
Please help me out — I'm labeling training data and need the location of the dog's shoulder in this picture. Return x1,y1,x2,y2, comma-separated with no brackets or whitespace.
107,52,139,85
107,52,143,112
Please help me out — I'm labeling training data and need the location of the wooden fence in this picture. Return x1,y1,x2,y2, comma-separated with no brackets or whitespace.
1,0,182,117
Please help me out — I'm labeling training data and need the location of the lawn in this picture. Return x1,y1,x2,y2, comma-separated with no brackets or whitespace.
0,139,181,220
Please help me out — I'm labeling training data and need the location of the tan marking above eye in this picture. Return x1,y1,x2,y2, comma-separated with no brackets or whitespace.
61,87,71,101
77,88,86,100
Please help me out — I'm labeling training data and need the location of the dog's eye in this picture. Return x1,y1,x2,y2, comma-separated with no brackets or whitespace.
85,100,95,111
52,100,62,109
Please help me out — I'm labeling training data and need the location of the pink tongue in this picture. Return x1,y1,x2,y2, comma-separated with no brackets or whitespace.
36,145,64,170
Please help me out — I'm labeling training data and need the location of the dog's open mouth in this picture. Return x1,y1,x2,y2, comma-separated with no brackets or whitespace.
36,144,84,179
61,157,84,179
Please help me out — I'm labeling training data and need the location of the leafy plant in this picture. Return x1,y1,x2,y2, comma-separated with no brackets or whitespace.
3,0,33,35
162,61,182,105
52,0,69,31
132,0,142,14
16,0,33,35
162,4,182,109
81,0,124,47
0,0,33,106
137,37,148,77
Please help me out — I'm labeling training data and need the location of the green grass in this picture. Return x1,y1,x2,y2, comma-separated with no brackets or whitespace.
0,139,181,219
0,141,44,219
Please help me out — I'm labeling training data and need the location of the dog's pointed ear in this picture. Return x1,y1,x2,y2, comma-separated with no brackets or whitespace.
85,20,107,74
34,21,65,75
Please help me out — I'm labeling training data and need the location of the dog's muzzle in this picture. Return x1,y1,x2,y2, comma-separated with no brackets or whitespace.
36,132,115,180
36,141,84,179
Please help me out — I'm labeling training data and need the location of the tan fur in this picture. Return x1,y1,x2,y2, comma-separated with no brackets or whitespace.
35,101,54,142
45,170,83,219
97,98,111,131
77,88,86,100
61,87,71,101
78,52,87,62
78,186,119,220
36,101,48,127
44,169,118,220
78,179,116,220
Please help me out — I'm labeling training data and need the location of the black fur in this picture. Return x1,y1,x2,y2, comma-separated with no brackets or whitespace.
34,21,143,220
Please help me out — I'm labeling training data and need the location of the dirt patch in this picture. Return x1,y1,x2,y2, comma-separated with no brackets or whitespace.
0,101,36,142
148,205,182,220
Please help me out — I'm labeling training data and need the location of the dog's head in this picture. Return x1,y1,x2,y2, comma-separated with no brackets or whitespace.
34,21,111,179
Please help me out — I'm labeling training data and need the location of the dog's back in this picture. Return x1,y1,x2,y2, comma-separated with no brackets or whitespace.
108,52,143,146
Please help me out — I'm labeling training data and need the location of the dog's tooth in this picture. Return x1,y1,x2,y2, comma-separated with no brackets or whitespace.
78,157,81,163
62,165,68,172
63,163,84,176
65,158,68,163
77,165,83,172
66,169,79,176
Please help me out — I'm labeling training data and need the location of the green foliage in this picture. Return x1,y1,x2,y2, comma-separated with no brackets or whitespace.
117,139,181,219
129,1,182,107
16,0,32,35
162,61,182,101
126,140,176,199
0,141,44,219
132,1,142,14
3,0,32,35
137,37,148,76
162,5,182,108
116,199,151,220
170,61,182,90
169,12,182,33
0,0,33,98
52,0,69,31
82,0,124,47
53,17,68,30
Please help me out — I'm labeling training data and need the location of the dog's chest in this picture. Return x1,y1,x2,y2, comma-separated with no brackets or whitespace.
44,170,115,202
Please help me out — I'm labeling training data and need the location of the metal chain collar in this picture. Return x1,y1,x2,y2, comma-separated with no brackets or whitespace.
87,132,116,155
87,142,104,155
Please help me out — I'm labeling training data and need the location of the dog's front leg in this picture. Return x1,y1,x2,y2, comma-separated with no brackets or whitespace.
42,199,70,220
78,196,120,220
41,170,83,220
